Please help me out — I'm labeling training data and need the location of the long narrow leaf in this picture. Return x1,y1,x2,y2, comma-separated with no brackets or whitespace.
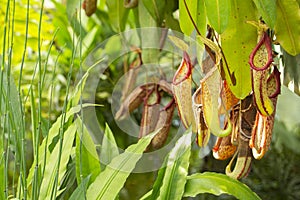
183,172,261,199
26,103,97,191
156,128,192,200
106,0,129,32
179,0,206,35
86,130,159,200
39,122,77,199
138,1,160,64
141,0,165,24
100,123,119,168
69,175,91,200
204,0,231,34
252,0,276,28
75,117,101,185
145,161,167,200
27,64,97,191
275,0,300,56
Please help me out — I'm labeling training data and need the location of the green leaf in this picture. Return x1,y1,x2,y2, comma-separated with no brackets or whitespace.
106,0,130,32
52,1,75,48
26,42,99,198
273,121,300,154
155,128,192,200
252,0,276,28
204,0,231,34
197,0,207,36
275,0,300,56
282,48,300,94
139,159,167,200
86,130,159,200
164,0,181,32
140,190,153,200
100,123,119,168
179,0,207,36
0,2,55,64
277,86,300,128
138,0,160,64
39,122,77,199
148,162,167,200
75,117,101,185
221,0,257,99
179,0,194,35
141,0,166,24
183,172,261,199
140,128,193,200
69,175,91,200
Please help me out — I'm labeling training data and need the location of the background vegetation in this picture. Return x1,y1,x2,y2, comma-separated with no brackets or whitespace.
0,0,300,199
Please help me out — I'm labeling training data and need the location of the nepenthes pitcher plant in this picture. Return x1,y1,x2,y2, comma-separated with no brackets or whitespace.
114,20,281,180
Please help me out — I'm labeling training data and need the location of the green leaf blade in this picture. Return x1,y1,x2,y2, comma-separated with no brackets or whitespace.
184,172,261,199
252,0,276,28
39,123,77,199
179,0,207,36
75,117,101,185
69,175,91,200
141,0,165,24
106,0,129,32
100,123,119,167
138,1,160,64
275,0,300,56
86,130,158,200
204,0,231,34
221,0,257,99
277,86,300,128
156,128,192,200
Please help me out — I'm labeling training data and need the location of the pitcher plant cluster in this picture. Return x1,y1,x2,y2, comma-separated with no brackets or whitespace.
114,21,281,180
80,0,296,180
